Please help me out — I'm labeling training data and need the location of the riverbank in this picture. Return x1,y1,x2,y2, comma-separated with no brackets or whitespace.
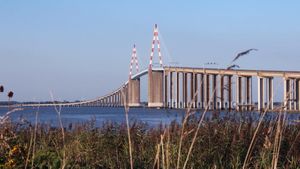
1,111,299,168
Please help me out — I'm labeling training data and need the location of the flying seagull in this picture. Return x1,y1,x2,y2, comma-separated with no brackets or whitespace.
232,48,258,63
227,64,240,70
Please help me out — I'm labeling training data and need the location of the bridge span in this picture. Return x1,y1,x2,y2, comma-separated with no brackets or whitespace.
11,24,300,112
13,66,300,112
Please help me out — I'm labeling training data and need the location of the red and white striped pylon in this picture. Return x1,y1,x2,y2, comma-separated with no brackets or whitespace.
149,24,163,69
129,44,139,79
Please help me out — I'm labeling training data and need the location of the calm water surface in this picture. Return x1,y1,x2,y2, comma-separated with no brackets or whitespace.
1,107,300,127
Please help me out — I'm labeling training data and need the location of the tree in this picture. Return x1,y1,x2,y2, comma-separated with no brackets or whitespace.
0,85,3,93
8,91,14,101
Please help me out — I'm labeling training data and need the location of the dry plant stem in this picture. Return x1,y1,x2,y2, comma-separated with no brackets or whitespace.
161,130,166,169
286,125,300,157
31,106,39,168
166,128,170,169
153,144,161,169
242,106,269,168
0,108,23,124
271,107,287,168
25,125,33,169
242,88,288,169
121,90,133,169
182,87,214,169
50,92,66,169
176,79,203,169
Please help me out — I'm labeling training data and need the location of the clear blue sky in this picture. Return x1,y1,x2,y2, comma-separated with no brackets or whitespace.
0,0,299,101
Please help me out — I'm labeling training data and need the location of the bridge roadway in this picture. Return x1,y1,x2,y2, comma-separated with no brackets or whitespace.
9,66,300,112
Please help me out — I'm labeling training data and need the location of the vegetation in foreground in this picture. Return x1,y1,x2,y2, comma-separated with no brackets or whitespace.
1,111,300,169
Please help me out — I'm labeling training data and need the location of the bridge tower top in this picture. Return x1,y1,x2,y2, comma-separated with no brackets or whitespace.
149,24,163,70
129,44,139,79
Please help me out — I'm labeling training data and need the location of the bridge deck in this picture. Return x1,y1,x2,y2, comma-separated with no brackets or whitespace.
164,66,300,78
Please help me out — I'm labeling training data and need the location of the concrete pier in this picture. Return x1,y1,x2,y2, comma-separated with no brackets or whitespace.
128,78,140,107
148,69,164,107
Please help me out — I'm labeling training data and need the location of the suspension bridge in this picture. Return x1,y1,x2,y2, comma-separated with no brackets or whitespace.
14,24,300,112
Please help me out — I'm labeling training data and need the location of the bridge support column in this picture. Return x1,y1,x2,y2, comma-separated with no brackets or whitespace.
297,79,300,111
125,84,129,106
170,72,174,108
181,73,184,108
164,73,168,107
284,78,288,111
205,74,210,109
268,77,274,110
184,73,188,108
293,79,297,111
258,77,265,111
128,78,140,107
246,76,252,111
112,94,115,107
284,78,293,111
176,72,180,108
118,91,121,107
148,70,164,108
220,75,224,110
236,76,242,111
194,73,198,108
212,74,217,110
228,75,232,110
190,73,194,108
200,74,205,109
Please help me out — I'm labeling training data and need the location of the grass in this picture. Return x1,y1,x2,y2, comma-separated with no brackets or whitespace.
1,111,300,168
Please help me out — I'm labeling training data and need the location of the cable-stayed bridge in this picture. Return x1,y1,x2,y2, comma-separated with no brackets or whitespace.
14,24,300,112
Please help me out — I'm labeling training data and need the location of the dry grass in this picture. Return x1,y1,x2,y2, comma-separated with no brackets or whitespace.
1,111,300,168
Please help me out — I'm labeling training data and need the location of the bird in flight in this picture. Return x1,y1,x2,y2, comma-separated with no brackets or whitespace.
232,48,258,63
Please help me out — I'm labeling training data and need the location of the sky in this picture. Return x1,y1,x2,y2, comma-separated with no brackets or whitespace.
0,0,299,102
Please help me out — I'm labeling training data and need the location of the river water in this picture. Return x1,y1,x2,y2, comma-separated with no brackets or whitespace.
1,107,300,127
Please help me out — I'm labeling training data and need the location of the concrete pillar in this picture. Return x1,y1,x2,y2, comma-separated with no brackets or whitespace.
117,93,119,106
176,72,180,108
268,78,274,110
109,96,111,107
182,72,185,108
212,74,217,110
118,92,121,107
190,73,194,108
110,95,113,106
170,72,173,108
220,75,224,110
184,73,188,108
258,77,265,111
236,76,242,111
297,79,300,110
293,79,297,111
148,70,164,107
128,78,140,107
126,85,129,106
289,79,292,110
112,94,115,106
228,75,232,110
164,73,168,107
286,79,291,110
246,77,252,111
200,74,204,109
205,74,210,109
289,79,293,110
194,73,198,108
120,89,123,106
284,78,287,111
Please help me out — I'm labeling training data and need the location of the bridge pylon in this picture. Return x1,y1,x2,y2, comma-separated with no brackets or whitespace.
128,44,141,107
148,24,164,107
